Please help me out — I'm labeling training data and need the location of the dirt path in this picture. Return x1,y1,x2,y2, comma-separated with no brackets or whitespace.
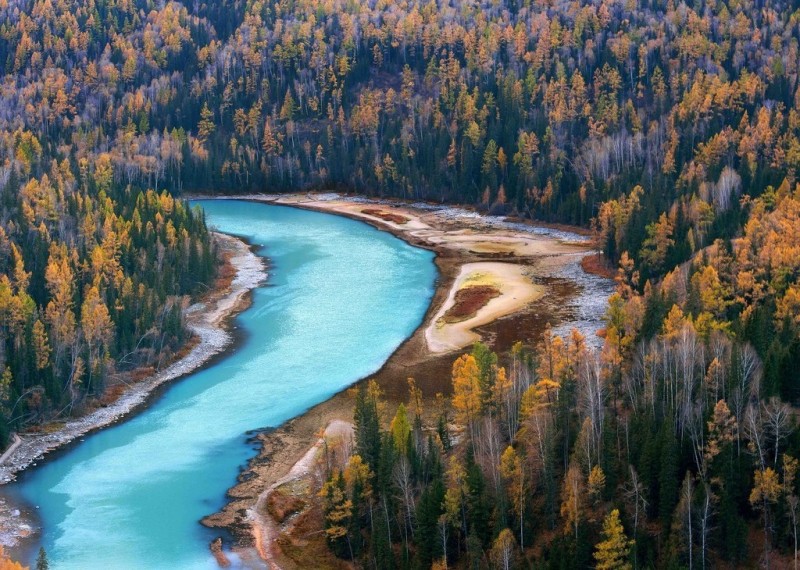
248,421,353,569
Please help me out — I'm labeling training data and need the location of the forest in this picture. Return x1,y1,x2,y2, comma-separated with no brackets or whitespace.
1,0,800,565
0,176,216,445
321,330,800,568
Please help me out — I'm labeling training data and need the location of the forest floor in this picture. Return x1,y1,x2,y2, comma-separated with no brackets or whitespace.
198,193,612,568
0,232,267,551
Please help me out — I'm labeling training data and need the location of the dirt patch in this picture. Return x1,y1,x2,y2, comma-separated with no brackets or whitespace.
277,504,349,570
267,489,307,524
360,208,409,224
442,285,501,323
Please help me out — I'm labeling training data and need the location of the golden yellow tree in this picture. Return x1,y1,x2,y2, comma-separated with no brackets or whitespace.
750,467,781,561
80,284,113,388
588,465,607,508
704,399,737,473
594,509,633,570
561,463,585,538
0,547,25,570
500,445,525,547
451,354,481,441
490,528,517,570
31,319,50,371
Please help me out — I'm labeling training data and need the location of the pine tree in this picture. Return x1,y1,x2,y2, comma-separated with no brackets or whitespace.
35,547,48,570
354,384,381,474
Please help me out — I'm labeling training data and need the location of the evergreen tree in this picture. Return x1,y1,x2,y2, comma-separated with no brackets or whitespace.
35,547,48,570
354,384,381,474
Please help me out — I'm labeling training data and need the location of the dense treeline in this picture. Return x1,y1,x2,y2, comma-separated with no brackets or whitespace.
0,169,215,445
322,332,799,568
2,0,798,229
0,0,225,444
3,0,800,406
317,179,800,566
3,0,800,563
317,168,800,564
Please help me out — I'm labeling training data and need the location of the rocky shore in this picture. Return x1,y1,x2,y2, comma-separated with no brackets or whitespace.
197,194,613,567
0,232,267,549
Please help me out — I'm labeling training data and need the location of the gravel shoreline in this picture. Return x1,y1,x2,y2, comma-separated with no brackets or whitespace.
196,194,614,566
0,232,267,549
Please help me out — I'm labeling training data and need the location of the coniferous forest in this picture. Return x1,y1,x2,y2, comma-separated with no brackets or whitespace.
2,0,800,566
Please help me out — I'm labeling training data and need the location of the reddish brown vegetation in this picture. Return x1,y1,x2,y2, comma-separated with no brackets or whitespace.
209,537,231,567
361,208,409,224
267,489,307,524
276,504,349,570
215,249,239,291
581,253,616,279
443,285,501,323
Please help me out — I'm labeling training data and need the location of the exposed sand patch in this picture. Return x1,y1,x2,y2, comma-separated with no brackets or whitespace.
423,233,583,256
426,262,543,353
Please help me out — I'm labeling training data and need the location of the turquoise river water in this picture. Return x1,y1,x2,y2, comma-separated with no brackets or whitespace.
10,200,437,569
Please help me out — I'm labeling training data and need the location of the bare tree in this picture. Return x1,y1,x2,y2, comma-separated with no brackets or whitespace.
744,404,767,471
698,483,715,570
476,415,503,498
438,514,449,569
732,344,762,455
393,455,415,550
762,398,791,466
789,495,799,570
578,352,605,467
623,465,648,564
683,473,694,570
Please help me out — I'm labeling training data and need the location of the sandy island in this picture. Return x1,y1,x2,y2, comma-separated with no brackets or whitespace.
196,193,610,568
426,262,544,353
0,232,267,550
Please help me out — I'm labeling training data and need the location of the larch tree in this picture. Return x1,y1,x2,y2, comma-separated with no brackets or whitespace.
452,354,482,445
594,509,633,570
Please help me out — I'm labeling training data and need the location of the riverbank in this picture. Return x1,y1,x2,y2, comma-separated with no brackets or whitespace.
0,232,267,550
199,193,612,567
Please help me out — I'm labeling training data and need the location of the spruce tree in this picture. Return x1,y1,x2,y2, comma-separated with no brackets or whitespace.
36,547,48,570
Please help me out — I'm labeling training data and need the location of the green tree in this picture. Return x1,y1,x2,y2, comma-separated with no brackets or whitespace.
36,547,48,570
390,403,411,453
354,383,381,473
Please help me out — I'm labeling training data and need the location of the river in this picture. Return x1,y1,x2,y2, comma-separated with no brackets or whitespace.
9,199,437,569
